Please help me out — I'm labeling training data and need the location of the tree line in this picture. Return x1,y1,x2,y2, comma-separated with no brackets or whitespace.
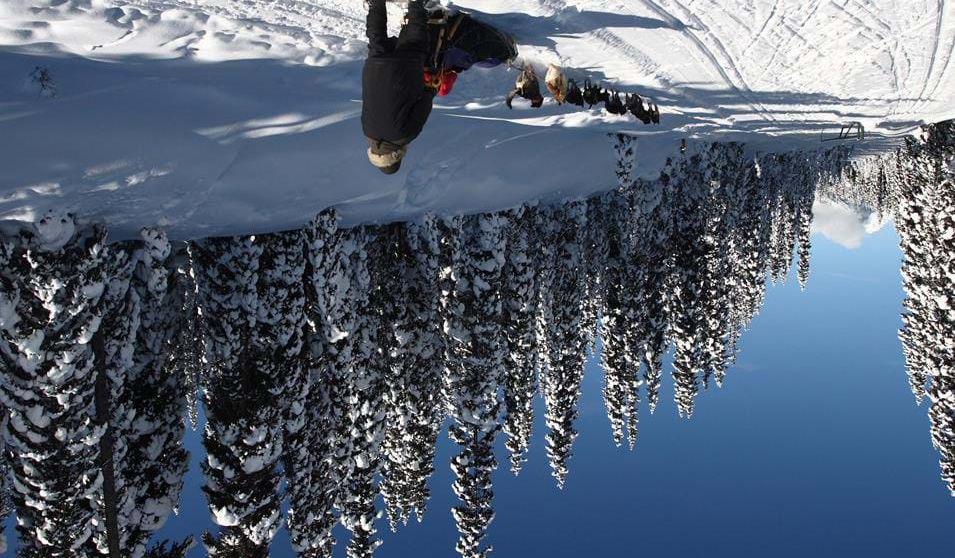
3,129,944,557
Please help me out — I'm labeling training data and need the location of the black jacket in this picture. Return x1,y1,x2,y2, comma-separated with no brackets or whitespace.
362,53,436,143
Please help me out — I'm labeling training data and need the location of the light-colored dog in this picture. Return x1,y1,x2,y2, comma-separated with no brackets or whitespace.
545,64,568,104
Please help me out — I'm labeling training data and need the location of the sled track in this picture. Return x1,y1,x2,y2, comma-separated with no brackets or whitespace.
923,0,955,113
587,28,675,89
754,0,823,85
527,0,688,102
741,0,780,57
915,0,946,111
829,0,890,39
643,0,779,123
848,0,894,32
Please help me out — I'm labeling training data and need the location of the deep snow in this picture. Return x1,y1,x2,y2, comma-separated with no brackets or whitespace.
1,0,953,239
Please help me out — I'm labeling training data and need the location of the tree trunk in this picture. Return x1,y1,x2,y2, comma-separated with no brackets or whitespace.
94,342,122,558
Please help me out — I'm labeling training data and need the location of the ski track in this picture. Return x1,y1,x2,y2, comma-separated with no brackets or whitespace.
634,0,755,109
753,0,823,85
658,0,779,123
830,0,887,39
850,0,893,32
915,0,945,111
741,0,779,57
923,0,954,113
522,0,688,105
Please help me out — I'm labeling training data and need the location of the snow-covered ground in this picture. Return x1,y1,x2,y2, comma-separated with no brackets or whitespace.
1,0,953,239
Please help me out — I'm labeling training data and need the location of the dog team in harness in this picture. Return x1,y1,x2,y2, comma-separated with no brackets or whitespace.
361,0,660,174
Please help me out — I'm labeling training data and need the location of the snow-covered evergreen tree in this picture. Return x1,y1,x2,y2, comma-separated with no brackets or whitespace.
897,121,955,495
697,144,743,388
88,229,193,558
767,155,801,285
444,213,507,558
665,154,708,418
192,235,283,557
500,206,539,474
0,393,10,555
381,215,446,527
599,192,634,447
341,225,388,558
123,229,192,557
286,210,354,558
796,190,814,291
0,214,110,557
634,178,671,415
580,194,608,355
91,238,139,558
541,201,589,487
165,248,203,432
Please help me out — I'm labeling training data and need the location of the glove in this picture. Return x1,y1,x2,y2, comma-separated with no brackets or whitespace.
424,70,458,97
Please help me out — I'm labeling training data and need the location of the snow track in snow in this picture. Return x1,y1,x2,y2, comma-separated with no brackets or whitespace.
918,0,955,113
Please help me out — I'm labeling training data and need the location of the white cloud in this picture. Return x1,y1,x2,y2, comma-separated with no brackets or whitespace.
811,198,888,250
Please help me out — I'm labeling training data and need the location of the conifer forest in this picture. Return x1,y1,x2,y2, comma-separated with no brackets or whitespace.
0,122,952,558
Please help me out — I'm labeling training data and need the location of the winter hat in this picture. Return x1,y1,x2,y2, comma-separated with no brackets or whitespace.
367,143,408,174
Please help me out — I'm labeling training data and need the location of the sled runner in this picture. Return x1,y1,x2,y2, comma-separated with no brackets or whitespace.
383,1,518,72
424,9,519,73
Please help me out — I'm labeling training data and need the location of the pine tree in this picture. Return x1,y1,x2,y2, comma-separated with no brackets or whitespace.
532,206,557,429
500,206,539,474
580,194,608,355
666,155,708,418
697,144,741,388
88,230,192,558
255,230,308,508
286,210,353,558
625,170,675,441
599,193,633,447
144,538,194,558
0,214,110,557
735,161,772,335
123,229,192,557
897,133,939,406
635,179,672,415
541,202,589,487
444,213,507,558
928,159,954,495
92,238,139,558
767,155,800,285
897,121,955,495
342,225,388,558
0,397,11,555
165,249,202,432
381,215,446,528
796,188,814,291
192,236,283,557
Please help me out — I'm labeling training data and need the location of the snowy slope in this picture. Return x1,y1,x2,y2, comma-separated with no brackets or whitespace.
1,0,953,239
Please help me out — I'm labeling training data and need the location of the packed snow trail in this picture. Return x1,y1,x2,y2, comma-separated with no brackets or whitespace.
0,0,953,239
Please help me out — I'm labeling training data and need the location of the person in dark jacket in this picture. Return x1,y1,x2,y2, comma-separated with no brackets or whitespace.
363,0,436,175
